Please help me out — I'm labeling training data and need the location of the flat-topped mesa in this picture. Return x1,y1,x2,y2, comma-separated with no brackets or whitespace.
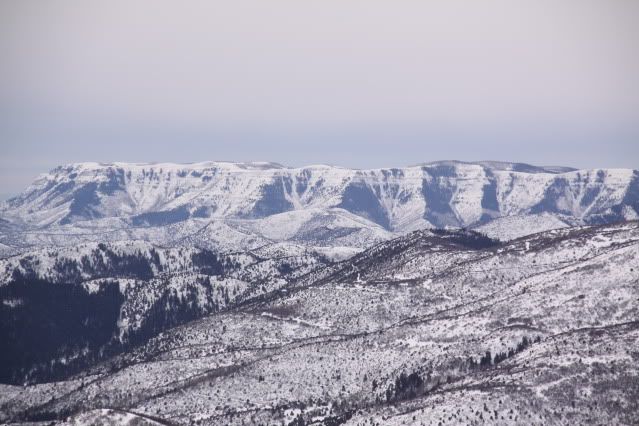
52,160,286,173
1,161,637,234
418,160,578,174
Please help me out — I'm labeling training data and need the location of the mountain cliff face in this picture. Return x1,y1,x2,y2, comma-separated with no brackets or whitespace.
2,161,637,234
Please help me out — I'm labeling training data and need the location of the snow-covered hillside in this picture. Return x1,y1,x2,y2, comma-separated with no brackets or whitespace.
1,160,638,425
0,240,331,384
0,161,637,254
2,221,637,425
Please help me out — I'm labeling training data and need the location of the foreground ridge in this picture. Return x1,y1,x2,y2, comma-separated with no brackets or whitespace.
1,221,637,425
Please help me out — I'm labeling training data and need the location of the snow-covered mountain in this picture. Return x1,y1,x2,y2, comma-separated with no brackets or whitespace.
2,220,637,425
0,240,332,384
1,161,637,255
2,160,638,425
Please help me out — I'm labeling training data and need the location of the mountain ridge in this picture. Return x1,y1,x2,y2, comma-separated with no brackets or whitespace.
2,220,637,424
1,160,637,256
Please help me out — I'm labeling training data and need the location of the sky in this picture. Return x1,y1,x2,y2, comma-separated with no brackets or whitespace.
1,0,638,199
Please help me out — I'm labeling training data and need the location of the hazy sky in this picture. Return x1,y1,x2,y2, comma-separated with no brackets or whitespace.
1,0,638,198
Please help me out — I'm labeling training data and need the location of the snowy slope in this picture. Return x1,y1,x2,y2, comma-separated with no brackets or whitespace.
473,213,572,240
0,239,332,384
1,161,637,253
2,221,637,425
